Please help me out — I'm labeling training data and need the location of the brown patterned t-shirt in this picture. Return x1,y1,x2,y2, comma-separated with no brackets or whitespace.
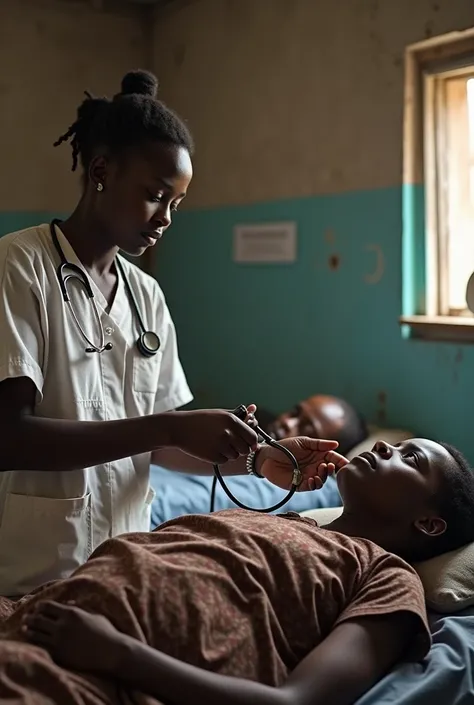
1,509,431,695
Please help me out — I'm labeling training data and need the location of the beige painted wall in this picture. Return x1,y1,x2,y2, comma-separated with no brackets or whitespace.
0,0,146,212
153,0,474,208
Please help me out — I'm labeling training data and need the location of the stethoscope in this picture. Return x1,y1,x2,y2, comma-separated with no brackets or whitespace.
210,405,302,513
50,223,300,512
50,220,161,357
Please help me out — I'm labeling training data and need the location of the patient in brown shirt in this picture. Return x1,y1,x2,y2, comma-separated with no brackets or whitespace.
2,438,474,705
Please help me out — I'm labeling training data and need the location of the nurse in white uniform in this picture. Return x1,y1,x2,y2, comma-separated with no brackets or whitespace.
0,70,347,596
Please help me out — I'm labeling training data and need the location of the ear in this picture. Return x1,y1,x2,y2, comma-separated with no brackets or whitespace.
414,515,447,537
88,155,109,190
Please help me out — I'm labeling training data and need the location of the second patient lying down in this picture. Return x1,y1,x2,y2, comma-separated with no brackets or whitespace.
1,438,473,705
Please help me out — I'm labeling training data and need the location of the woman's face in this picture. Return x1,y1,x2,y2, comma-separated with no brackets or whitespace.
89,141,193,256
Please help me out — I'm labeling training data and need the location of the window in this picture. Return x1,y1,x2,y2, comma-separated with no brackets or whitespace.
427,69,474,317
402,28,474,341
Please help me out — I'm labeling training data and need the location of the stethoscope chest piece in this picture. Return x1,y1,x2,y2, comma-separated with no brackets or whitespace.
137,330,161,357
50,219,161,358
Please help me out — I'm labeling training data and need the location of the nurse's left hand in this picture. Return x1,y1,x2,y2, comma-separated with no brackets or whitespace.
257,437,349,492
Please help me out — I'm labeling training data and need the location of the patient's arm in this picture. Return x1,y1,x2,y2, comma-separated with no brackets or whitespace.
25,601,417,705
116,614,417,705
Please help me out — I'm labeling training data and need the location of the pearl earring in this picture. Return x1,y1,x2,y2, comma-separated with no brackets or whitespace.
96,182,104,192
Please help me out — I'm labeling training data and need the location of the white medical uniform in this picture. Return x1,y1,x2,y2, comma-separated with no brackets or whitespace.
0,224,193,596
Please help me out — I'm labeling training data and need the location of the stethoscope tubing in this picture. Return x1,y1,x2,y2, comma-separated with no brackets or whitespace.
210,406,302,513
49,220,160,356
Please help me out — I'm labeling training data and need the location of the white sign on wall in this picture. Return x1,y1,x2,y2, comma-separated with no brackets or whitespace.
233,222,297,263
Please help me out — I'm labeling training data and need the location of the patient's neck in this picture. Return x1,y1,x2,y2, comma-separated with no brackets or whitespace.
326,511,402,556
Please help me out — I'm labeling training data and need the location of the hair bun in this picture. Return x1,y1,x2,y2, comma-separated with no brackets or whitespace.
120,70,158,98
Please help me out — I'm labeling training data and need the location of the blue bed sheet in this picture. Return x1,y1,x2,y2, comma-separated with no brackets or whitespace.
357,607,474,704
150,465,341,527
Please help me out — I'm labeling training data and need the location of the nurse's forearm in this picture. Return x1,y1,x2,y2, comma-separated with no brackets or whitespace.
1,413,178,473
151,448,248,476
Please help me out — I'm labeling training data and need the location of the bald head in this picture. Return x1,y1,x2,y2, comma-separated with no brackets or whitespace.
267,395,367,454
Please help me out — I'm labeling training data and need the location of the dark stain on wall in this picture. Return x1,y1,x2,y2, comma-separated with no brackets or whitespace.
329,254,340,271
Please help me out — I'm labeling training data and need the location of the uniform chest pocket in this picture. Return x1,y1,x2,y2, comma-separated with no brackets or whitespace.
133,350,163,394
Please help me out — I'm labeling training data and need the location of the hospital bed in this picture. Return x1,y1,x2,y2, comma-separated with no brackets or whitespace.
149,464,342,526
149,425,474,705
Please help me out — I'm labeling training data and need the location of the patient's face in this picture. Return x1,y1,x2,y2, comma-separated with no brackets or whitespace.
268,395,348,442
336,438,450,522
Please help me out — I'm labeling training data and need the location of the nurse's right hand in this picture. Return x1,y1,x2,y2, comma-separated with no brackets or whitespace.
165,408,259,464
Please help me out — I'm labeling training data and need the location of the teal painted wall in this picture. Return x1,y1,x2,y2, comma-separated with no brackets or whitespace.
156,186,474,461
3,194,472,461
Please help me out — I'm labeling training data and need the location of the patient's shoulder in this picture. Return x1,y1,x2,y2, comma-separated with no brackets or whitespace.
337,542,431,659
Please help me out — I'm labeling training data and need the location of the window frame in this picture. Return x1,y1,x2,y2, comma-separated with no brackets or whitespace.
401,27,474,343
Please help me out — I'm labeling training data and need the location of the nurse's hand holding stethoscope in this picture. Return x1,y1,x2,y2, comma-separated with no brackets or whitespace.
255,437,349,492
167,405,260,464
166,405,348,491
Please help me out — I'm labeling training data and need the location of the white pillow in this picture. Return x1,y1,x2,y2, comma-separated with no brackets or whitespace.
414,546,474,613
301,507,474,614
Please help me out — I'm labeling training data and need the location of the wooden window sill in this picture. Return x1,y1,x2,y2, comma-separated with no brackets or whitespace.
400,315,474,342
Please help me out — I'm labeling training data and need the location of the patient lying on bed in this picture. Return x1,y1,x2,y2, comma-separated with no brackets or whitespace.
1,438,473,705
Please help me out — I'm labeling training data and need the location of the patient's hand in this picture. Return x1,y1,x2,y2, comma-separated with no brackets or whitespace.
23,600,126,675
258,437,348,491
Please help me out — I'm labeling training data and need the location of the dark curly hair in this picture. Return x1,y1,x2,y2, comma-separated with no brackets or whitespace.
54,69,194,173
417,441,474,561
